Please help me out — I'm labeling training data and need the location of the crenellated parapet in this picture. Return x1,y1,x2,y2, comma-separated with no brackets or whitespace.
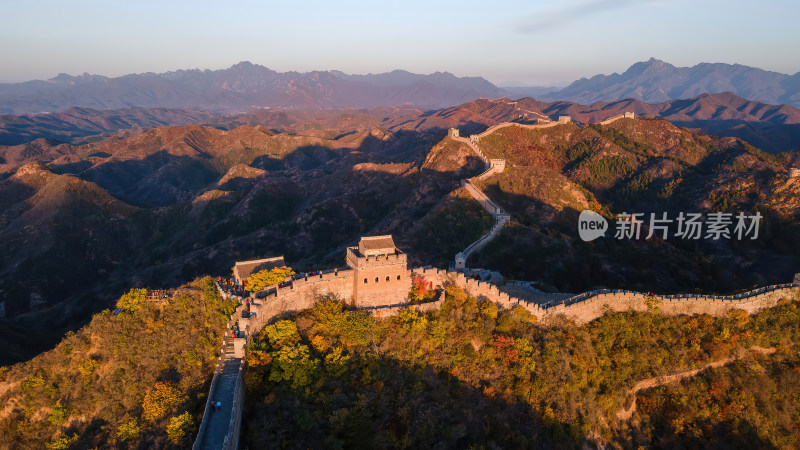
538,284,800,325
346,247,407,268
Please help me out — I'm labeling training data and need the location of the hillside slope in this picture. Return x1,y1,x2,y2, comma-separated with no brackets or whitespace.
0,123,475,364
241,285,800,448
470,118,800,293
0,278,236,448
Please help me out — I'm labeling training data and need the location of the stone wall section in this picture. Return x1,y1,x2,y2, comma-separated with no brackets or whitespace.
543,286,799,325
461,179,502,214
598,111,635,125
408,268,799,325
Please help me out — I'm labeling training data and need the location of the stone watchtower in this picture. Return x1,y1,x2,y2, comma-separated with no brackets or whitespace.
346,235,410,307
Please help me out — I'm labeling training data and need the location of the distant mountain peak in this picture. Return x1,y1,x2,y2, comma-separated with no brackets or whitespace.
543,59,800,107
230,61,260,70
48,72,108,85
621,58,675,78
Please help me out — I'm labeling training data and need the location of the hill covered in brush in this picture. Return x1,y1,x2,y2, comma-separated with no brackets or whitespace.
0,277,236,448
241,284,800,448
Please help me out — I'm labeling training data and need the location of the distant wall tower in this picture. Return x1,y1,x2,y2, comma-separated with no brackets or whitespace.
489,159,505,172
346,235,410,307
449,128,460,138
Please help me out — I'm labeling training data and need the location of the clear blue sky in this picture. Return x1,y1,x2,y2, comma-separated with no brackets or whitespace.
1,0,797,85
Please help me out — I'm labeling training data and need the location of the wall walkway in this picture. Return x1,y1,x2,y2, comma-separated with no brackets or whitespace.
192,313,245,450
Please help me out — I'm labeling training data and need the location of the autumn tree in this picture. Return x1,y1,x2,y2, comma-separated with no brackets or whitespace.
141,382,185,422
166,412,194,445
268,343,320,389
246,266,295,292
409,275,432,302
115,288,147,313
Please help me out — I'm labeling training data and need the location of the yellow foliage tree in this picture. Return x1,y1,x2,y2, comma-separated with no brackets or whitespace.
480,301,499,319
116,416,140,441
269,344,320,388
116,288,147,313
46,433,77,450
246,266,295,292
142,382,185,422
166,412,194,445
264,320,301,348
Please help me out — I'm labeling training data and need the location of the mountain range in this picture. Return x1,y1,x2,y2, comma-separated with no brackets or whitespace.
2,59,800,116
526,58,800,107
3,92,798,153
0,62,507,114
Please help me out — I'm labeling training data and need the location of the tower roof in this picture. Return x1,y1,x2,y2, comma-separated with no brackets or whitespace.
232,256,285,281
358,235,397,256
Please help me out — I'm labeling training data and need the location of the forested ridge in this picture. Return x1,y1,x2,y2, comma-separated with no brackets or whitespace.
0,277,237,449
243,285,800,449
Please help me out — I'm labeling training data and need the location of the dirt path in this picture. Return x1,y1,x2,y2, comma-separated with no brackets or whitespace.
616,346,775,420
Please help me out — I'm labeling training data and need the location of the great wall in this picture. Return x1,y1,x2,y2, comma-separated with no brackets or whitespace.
192,111,800,448
447,111,637,269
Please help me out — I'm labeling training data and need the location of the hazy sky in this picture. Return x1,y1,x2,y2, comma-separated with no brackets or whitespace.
1,0,797,85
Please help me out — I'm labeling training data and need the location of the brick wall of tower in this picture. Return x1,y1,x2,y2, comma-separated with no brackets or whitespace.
347,248,411,307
